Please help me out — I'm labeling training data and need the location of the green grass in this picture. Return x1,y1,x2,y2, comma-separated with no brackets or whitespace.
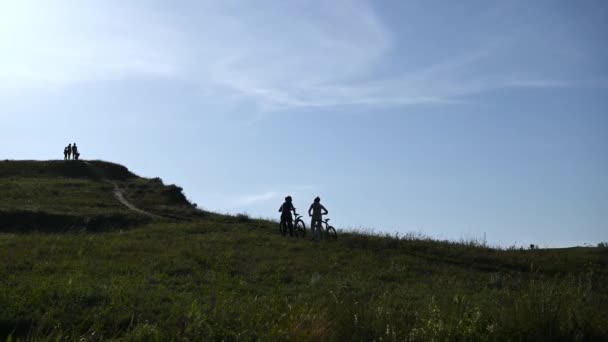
0,160,606,341
116,178,204,221
0,177,125,215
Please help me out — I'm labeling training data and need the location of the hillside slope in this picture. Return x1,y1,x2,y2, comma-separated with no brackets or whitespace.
0,160,607,341
0,160,202,231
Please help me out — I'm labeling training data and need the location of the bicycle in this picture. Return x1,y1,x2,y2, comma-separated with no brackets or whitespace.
312,218,337,240
279,213,307,237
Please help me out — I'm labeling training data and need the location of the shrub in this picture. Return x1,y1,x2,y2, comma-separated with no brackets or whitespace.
236,213,251,222
162,185,189,204
150,177,163,185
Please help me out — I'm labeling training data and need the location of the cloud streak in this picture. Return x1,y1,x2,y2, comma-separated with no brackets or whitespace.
233,191,280,207
0,0,600,108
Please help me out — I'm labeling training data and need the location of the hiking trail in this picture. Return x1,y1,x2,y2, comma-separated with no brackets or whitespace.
84,162,161,219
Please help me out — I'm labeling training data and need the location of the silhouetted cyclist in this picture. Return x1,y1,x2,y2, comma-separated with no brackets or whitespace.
279,196,296,237
308,196,328,241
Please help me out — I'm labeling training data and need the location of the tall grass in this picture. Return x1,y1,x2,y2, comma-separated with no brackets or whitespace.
0,222,606,341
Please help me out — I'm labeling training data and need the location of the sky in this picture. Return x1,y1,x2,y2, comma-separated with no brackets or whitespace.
1,0,607,247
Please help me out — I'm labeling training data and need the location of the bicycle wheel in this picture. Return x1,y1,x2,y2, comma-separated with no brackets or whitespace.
295,219,306,237
326,226,337,240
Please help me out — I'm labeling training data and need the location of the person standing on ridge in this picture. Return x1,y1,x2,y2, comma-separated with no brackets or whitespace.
67,143,72,160
308,196,328,241
63,145,69,160
279,196,296,237
72,143,79,160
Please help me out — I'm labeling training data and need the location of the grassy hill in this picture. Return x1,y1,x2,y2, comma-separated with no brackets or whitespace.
0,160,202,232
0,160,607,341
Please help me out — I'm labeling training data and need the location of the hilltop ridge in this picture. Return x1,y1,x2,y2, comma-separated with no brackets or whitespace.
0,160,201,231
0,160,136,180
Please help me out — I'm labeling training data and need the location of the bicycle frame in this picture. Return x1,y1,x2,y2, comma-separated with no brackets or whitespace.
313,218,336,240
280,213,306,236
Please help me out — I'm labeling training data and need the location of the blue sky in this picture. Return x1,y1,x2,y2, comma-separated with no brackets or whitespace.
1,0,606,247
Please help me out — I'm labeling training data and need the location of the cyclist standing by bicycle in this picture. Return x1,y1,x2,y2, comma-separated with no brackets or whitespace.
308,196,328,241
279,196,296,237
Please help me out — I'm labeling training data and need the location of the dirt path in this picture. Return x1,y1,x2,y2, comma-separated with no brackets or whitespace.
109,182,162,218
84,162,161,218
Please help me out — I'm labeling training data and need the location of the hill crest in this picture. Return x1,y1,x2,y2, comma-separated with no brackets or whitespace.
0,160,202,231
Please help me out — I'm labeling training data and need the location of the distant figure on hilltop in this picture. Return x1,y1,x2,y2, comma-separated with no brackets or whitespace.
72,143,79,160
309,197,328,241
279,196,296,237
63,143,81,160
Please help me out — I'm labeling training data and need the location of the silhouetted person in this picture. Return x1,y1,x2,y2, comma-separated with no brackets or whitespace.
72,143,79,160
279,196,296,237
67,143,73,160
309,196,328,241
63,146,69,160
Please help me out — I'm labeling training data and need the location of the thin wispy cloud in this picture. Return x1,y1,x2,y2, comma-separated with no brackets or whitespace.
232,191,280,207
0,0,601,108
222,184,318,210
